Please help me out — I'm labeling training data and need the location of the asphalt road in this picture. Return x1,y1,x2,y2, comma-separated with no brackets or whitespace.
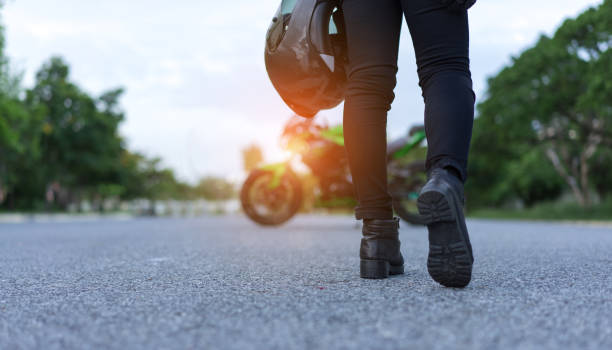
1,215,611,349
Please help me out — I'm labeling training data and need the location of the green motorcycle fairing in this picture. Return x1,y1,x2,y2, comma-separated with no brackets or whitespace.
319,124,344,146
391,130,426,160
258,127,425,189
319,125,425,159
260,162,288,189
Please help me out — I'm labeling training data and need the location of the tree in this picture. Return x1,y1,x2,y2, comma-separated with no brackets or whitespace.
24,57,127,209
0,97,40,206
0,2,38,208
468,0,612,208
0,1,20,99
0,3,227,211
135,157,185,201
194,176,236,201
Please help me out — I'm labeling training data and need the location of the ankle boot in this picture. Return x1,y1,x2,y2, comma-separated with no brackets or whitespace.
417,167,474,288
360,218,405,279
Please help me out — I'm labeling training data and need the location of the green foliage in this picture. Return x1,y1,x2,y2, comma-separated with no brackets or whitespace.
194,177,236,201
125,155,190,201
468,0,612,209
589,147,612,199
0,2,20,98
504,149,564,207
22,57,127,205
0,96,41,206
0,2,239,212
469,197,612,222
0,53,232,209
0,54,234,210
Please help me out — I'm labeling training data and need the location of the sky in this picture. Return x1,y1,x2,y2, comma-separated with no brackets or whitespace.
2,0,604,183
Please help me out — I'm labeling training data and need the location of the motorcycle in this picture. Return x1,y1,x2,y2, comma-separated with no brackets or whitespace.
240,115,428,226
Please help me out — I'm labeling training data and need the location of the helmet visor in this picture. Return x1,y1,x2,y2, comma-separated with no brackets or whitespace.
266,0,298,52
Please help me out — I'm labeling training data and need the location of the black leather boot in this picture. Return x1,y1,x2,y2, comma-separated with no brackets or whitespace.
360,218,405,279
417,168,474,288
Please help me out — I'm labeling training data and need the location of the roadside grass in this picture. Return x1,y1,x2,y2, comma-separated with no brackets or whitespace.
468,198,612,221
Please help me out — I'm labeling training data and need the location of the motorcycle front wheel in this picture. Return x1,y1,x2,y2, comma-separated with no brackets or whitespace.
240,169,302,226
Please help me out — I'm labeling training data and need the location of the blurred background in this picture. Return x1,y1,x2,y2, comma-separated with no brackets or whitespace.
0,0,610,220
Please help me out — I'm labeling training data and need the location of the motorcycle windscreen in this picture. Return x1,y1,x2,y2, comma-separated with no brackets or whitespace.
266,0,299,52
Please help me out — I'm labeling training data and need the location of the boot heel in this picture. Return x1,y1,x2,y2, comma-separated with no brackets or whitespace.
360,259,390,279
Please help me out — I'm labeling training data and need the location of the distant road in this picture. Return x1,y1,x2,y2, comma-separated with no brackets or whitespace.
1,215,610,349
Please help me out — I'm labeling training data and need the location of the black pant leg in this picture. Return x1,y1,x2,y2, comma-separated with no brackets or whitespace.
342,0,403,220
402,0,475,182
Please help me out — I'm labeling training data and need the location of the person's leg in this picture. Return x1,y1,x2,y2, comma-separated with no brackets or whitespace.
401,1,475,288
341,0,403,220
401,0,475,182
342,0,405,279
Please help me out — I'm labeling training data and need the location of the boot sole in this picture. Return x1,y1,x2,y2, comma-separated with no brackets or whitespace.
360,260,404,279
417,188,473,288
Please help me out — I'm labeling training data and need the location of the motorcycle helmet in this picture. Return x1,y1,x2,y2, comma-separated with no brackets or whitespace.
265,0,347,118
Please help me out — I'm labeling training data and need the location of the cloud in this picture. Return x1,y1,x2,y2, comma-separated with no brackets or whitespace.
195,56,231,75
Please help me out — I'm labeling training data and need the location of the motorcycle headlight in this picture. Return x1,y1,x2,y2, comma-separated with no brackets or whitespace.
285,137,309,154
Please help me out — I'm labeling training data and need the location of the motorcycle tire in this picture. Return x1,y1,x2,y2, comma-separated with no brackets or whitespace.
391,160,428,226
240,169,302,226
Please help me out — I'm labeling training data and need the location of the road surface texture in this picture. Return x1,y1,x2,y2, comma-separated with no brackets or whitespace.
1,215,611,349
